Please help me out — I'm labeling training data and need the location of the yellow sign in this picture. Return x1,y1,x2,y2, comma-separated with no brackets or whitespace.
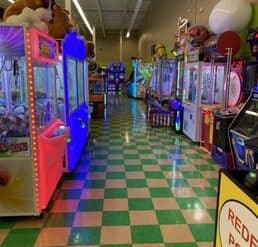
215,171,258,247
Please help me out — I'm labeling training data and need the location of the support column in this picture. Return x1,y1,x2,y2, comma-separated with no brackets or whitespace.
93,26,96,59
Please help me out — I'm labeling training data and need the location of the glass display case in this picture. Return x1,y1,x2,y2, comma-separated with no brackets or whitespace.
214,64,225,104
67,58,78,112
184,65,198,103
55,62,65,122
34,66,57,127
0,25,68,216
201,64,212,104
77,61,85,105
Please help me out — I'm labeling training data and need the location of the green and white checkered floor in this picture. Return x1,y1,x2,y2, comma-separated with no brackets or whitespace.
0,95,220,246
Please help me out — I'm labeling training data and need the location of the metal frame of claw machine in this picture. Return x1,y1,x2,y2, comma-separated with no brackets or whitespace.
0,25,69,216
60,31,89,172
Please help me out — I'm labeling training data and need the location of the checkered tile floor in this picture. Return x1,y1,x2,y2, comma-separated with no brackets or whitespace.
0,95,220,246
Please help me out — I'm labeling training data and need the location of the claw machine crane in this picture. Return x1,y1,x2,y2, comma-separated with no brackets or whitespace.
56,31,89,172
0,25,69,216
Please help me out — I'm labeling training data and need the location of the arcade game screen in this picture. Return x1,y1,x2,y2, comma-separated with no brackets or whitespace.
67,58,78,112
233,98,258,137
34,66,57,128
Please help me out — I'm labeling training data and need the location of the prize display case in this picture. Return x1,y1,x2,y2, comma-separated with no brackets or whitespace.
0,25,68,216
56,32,89,172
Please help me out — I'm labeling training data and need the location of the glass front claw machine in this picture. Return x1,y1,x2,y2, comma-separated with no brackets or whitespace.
0,25,69,216
56,32,89,172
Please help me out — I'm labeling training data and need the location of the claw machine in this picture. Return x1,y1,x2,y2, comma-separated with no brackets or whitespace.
182,61,206,141
0,25,69,216
56,31,89,172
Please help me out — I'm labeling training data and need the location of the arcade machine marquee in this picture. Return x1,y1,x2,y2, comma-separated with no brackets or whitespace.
0,25,68,216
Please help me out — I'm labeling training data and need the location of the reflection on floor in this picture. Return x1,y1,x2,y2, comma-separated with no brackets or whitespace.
0,95,220,247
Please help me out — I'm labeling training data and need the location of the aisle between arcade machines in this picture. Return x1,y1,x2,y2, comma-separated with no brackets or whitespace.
0,25,69,216
56,31,90,173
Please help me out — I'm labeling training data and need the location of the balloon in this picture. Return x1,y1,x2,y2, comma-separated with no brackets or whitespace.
209,0,252,34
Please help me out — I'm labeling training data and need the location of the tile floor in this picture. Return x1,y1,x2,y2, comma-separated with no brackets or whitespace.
0,95,221,246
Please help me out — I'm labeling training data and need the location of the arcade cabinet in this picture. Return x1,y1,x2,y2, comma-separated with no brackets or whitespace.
107,62,125,93
182,26,211,142
56,32,90,172
127,59,153,99
229,90,258,169
89,74,104,118
0,25,69,216
228,30,258,169
206,32,243,168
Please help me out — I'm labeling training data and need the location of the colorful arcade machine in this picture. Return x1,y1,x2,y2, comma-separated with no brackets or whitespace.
209,32,242,168
56,31,89,172
107,62,125,92
127,59,153,99
229,30,258,170
0,26,69,216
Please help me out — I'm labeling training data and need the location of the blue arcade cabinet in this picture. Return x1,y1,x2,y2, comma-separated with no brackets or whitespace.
57,32,89,172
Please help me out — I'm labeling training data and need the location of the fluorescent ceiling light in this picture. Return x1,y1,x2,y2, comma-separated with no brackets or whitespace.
72,0,93,35
8,0,14,3
126,0,143,39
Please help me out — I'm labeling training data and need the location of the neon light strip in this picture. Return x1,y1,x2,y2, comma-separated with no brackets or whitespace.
26,30,41,212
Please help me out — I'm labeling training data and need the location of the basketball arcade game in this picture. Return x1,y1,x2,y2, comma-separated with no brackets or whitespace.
57,32,89,172
0,25,68,216
107,62,125,92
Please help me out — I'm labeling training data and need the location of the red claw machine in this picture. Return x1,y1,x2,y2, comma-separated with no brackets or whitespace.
0,25,69,216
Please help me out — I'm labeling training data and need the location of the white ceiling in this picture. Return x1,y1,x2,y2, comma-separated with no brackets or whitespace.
1,0,151,36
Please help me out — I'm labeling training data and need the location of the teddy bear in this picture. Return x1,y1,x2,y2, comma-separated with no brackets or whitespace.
3,0,73,39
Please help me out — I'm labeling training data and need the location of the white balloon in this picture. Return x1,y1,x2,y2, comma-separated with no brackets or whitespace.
209,0,252,34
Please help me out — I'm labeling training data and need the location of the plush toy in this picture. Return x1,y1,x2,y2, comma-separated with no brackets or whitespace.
47,5,73,38
3,0,73,39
